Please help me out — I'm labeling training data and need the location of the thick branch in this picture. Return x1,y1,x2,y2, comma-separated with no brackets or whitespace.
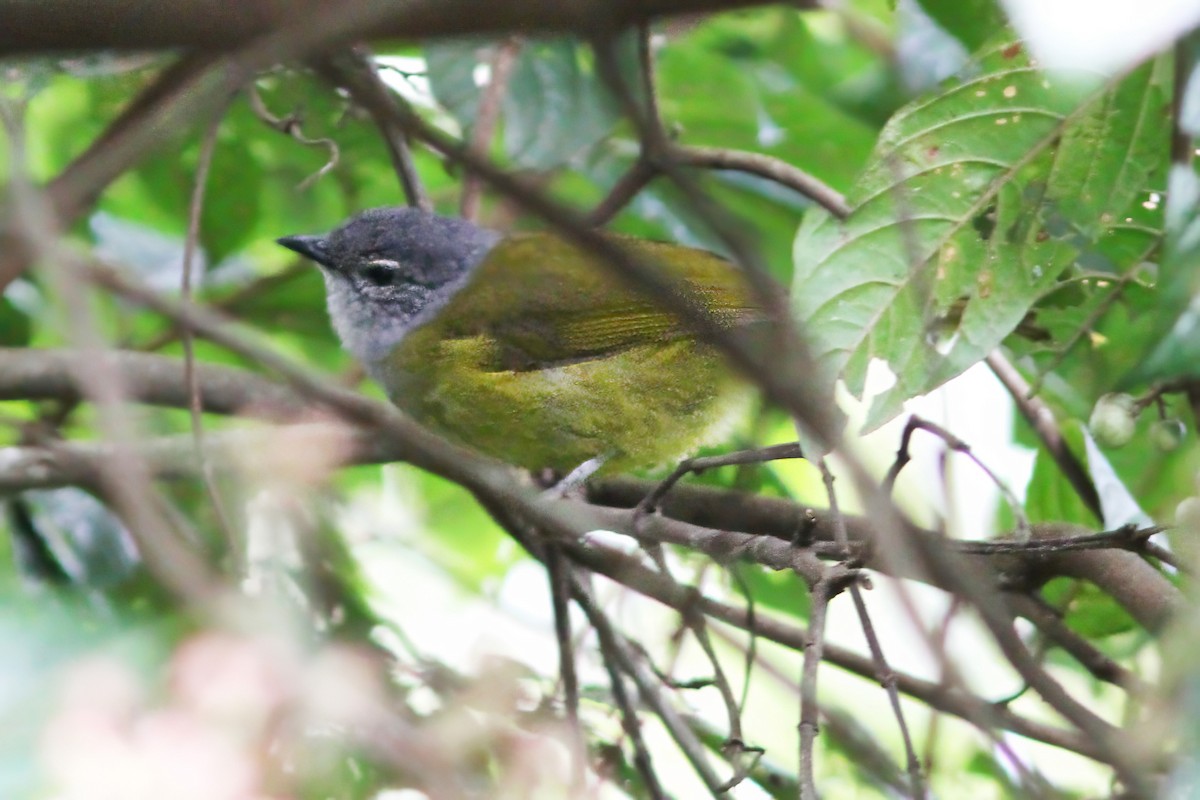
590,479,1184,635
0,345,1177,634
0,348,306,417
0,0,793,55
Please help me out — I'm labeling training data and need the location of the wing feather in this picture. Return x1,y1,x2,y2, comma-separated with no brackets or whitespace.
437,233,763,372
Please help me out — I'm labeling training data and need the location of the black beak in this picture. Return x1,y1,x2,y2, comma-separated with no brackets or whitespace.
276,234,331,267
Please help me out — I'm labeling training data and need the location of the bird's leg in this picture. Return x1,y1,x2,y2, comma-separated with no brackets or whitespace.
542,454,610,499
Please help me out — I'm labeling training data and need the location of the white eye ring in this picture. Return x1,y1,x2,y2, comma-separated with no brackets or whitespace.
366,259,401,269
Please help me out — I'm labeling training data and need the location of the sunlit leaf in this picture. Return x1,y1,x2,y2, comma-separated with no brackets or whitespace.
793,43,1169,430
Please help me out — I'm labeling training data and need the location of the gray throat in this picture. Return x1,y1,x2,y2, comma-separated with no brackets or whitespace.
323,235,499,374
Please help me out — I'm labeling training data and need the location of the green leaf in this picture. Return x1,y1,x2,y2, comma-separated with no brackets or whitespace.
916,0,1007,51
0,297,31,347
1022,420,1096,525
739,567,812,619
425,37,626,171
657,13,879,192
424,38,487,128
1042,576,1137,638
501,39,624,170
793,43,1169,430
1122,159,1200,387
199,136,265,265
16,489,141,589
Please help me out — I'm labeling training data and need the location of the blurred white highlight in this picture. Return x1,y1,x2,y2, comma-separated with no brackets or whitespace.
1000,0,1200,74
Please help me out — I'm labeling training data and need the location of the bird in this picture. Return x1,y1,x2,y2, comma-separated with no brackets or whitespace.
278,206,762,476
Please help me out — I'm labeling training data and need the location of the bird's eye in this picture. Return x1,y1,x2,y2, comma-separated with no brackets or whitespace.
361,259,400,287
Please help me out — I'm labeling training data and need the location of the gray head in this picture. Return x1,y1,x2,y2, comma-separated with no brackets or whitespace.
278,206,500,367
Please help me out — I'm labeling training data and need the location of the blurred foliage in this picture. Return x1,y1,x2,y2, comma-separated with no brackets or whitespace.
0,1,1197,798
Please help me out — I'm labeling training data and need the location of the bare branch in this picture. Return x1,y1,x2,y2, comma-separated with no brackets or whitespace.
247,84,341,190
986,351,1103,521
0,348,307,417
574,580,728,796
317,49,431,210
0,0,801,55
460,38,522,221
586,158,658,226
670,144,851,218
589,480,1184,635
564,535,1109,761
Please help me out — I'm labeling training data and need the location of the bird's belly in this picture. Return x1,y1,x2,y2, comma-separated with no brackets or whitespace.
381,336,747,473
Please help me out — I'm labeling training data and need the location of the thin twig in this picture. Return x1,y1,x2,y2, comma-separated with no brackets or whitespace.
246,84,340,190
571,576,726,795
590,602,669,799
1008,592,1148,694
729,566,758,714
1,102,222,605
681,616,754,790
181,103,239,561
0,414,1128,764
460,37,522,220
586,142,851,226
630,448,778,788
317,49,432,210
867,516,1156,794
670,144,851,218
824,454,927,796
798,567,847,800
886,414,1031,538
0,54,227,290
846,585,926,797
817,456,851,555
709,624,909,796
986,351,1102,521
951,524,1167,556
544,543,586,790
561,533,1108,761
631,556,754,781
594,31,785,315
586,157,658,226
636,442,803,519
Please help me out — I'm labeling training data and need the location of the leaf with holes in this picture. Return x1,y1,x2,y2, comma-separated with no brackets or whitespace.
792,42,1169,430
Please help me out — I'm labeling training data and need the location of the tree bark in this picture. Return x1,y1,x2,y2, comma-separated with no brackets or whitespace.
0,0,789,55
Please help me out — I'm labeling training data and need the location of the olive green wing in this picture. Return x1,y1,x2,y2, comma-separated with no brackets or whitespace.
438,232,763,372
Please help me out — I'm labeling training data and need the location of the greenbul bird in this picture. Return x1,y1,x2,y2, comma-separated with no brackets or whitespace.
278,206,760,475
